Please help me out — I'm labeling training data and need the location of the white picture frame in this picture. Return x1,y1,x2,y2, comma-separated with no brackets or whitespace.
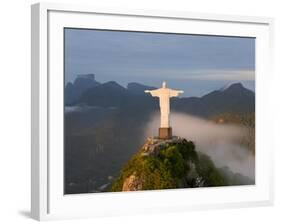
31,2,274,221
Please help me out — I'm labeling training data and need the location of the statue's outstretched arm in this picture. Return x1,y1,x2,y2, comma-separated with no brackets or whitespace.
144,89,160,97
169,89,184,97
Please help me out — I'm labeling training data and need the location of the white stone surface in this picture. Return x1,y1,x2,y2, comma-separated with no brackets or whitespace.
145,81,183,128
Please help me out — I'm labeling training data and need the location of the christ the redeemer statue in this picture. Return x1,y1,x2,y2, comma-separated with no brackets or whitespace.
145,81,184,139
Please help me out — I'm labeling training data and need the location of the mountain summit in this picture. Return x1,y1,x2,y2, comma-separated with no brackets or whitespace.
110,136,253,192
71,80,255,117
172,82,254,116
77,81,129,107
65,74,100,104
219,82,254,95
111,137,210,191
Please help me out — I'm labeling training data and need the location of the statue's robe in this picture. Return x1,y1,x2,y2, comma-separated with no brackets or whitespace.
147,88,183,128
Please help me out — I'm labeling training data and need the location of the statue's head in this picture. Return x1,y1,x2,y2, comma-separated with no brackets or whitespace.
162,81,167,88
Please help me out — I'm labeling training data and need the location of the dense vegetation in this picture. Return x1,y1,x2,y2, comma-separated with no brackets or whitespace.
111,139,228,191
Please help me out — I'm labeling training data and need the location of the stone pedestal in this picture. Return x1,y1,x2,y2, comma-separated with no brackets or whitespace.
159,127,172,139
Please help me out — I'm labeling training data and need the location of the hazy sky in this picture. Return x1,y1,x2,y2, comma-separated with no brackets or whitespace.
64,28,255,97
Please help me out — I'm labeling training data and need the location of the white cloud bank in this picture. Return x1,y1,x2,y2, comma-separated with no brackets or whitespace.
144,113,255,179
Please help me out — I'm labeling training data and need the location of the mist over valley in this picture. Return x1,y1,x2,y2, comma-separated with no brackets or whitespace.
64,75,255,194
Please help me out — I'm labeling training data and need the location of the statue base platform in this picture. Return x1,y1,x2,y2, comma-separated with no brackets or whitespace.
159,127,172,139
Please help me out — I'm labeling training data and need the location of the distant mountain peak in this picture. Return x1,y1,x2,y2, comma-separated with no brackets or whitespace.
65,82,74,88
102,81,126,89
127,82,156,95
228,82,244,89
105,80,120,85
65,74,100,105
219,82,244,92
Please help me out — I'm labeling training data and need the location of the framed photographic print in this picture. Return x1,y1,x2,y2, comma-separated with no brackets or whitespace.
31,2,274,221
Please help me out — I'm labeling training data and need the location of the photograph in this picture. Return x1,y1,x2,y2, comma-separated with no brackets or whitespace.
64,28,255,194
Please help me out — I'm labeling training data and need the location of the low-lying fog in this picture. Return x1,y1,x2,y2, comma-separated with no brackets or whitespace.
144,112,255,179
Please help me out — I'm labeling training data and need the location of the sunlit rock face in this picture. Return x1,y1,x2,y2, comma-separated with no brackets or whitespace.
122,172,143,191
